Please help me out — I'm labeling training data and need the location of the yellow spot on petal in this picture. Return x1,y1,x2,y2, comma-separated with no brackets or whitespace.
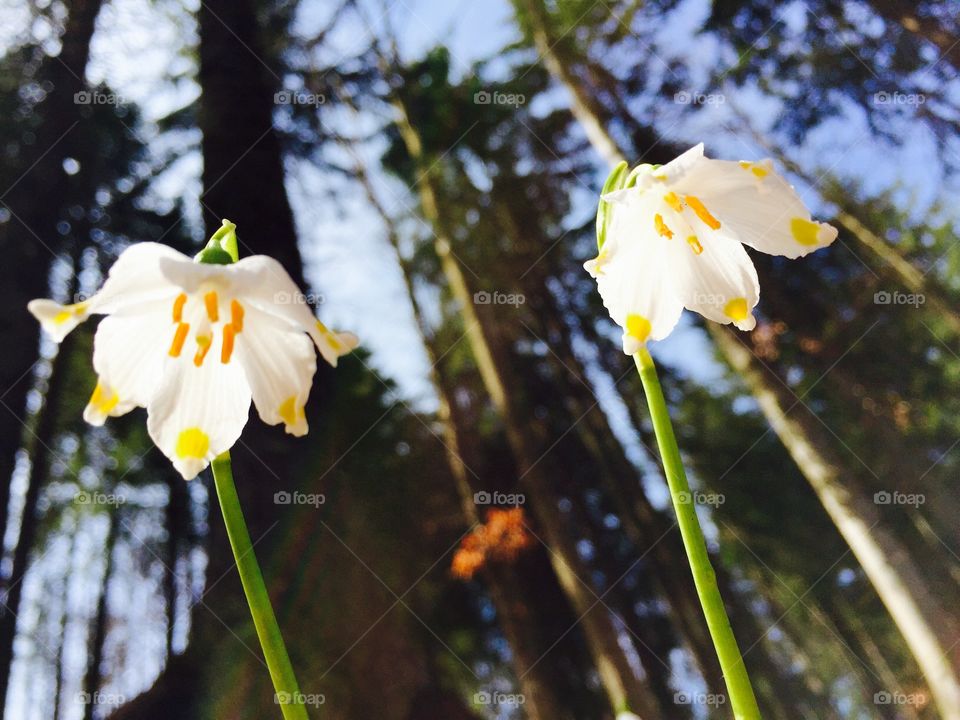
684,195,721,230
204,291,219,322
53,311,72,324
654,213,674,239
625,314,652,344
173,293,187,323
316,320,342,350
88,382,119,415
169,322,190,357
724,298,750,322
663,191,683,212
175,428,209,460
278,395,303,427
739,160,768,178
686,235,704,255
790,217,822,246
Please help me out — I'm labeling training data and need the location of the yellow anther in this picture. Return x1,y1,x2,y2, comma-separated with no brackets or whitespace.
204,291,219,322
175,428,209,460
654,213,674,239
684,195,721,230
230,300,244,332
625,314,652,344
663,192,683,212
686,235,704,255
221,324,236,364
169,322,190,357
173,293,187,323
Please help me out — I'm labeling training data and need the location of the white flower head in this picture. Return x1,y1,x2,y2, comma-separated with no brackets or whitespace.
586,144,837,353
29,228,357,480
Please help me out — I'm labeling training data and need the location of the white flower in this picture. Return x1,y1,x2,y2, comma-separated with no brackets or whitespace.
29,242,358,479
585,143,837,353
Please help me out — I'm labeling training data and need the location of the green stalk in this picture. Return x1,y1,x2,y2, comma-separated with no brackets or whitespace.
211,453,310,720
633,347,760,720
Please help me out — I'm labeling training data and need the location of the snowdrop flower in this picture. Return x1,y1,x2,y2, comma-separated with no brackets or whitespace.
586,143,837,353
29,234,357,479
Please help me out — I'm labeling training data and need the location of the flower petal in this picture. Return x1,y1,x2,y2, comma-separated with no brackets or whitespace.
233,304,316,436
89,300,174,414
586,198,684,352
662,217,761,331
147,355,251,480
28,242,187,343
670,157,838,258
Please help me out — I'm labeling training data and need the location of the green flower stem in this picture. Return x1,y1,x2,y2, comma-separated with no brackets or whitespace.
211,452,309,720
633,348,761,720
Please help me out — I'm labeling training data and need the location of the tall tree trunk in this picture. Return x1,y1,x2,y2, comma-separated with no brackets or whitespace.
389,89,662,718
350,150,574,720
0,330,77,713
114,1,333,716
0,0,104,597
82,507,120,720
518,1,960,714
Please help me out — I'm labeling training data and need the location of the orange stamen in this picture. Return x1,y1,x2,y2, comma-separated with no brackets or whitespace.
231,300,244,332
169,322,190,357
204,291,219,322
194,334,212,367
684,195,721,230
663,192,683,213
221,324,236,363
172,293,187,323
654,213,674,239
687,235,704,255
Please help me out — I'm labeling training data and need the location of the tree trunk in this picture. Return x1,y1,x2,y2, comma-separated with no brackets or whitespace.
82,507,120,720
390,88,662,718
350,151,574,720
0,0,104,600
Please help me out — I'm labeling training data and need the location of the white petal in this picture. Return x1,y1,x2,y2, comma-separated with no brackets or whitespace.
588,197,684,352
89,300,173,413
225,256,358,366
663,218,761,331
82,379,136,426
147,355,252,480
652,143,705,183
670,157,838,258
233,304,316,436
28,242,187,343
27,299,90,343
